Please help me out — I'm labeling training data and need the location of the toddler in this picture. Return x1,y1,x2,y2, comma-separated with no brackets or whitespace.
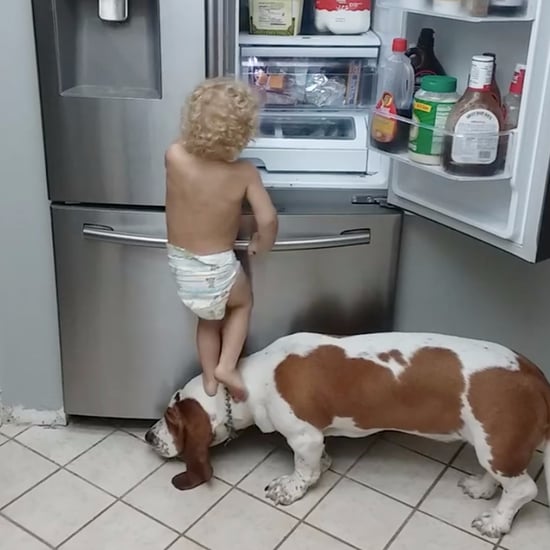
165,78,278,401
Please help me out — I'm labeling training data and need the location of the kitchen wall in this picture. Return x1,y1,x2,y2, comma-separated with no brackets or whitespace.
0,0,64,422
394,215,550,374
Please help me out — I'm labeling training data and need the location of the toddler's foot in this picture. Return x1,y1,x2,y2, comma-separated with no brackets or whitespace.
214,364,248,402
202,375,219,397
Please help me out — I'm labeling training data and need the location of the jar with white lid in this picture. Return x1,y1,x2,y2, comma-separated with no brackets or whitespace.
314,0,371,35
409,75,459,165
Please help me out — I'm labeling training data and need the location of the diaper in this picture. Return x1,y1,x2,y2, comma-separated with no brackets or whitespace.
167,244,240,320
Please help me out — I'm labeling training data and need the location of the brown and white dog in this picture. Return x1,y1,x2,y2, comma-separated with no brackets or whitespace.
145,332,550,538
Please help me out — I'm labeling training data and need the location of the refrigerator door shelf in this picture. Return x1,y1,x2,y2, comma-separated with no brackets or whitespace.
376,0,534,22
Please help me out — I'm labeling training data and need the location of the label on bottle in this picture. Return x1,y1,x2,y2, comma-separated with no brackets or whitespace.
409,98,454,157
469,60,493,91
451,109,499,164
315,0,371,11
372,92,398,143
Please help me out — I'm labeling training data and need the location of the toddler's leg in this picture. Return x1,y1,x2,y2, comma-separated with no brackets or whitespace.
197,318,222,396
214,270,252,401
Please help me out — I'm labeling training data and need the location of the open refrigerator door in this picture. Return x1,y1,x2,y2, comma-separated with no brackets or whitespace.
218,1,550,261
373,0,550,262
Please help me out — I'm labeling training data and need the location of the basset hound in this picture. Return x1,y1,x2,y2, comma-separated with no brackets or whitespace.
145,332,550,538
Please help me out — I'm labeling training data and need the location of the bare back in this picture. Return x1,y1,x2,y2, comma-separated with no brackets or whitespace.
165,142,252,255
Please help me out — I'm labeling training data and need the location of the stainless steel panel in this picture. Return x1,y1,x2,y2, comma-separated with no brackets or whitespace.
33,0,205,205
206,0,237,78
52,201,401,418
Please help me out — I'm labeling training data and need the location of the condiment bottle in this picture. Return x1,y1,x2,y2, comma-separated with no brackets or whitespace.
406,28,446,92
482,52,502,109
370,38,415,154
503,64,526,130
442,55,505,177
409,75,459,165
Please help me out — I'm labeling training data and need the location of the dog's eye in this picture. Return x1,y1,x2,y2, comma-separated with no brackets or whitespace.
174,391,181,402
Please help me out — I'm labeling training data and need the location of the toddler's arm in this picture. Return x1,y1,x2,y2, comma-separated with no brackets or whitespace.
245,166,278,255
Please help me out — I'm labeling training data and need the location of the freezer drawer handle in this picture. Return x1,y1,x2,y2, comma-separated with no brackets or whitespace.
82,226,371,251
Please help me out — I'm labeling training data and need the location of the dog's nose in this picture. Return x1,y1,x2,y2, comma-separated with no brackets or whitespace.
144,429,156,445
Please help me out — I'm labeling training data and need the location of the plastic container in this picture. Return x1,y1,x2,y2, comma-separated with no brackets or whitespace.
314,0,371,35
433,0,462,14
370,38,415,153
489,0,526,15
409,75,459,165
250,0,304,36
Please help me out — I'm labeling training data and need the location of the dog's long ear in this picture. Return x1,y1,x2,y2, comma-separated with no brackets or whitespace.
171,398,213,490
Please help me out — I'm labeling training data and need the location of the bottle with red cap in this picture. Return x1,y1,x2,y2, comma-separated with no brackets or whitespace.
371,37,415,153
503,64,526,130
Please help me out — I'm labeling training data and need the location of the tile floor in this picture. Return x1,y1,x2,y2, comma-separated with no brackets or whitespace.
0,421,548,550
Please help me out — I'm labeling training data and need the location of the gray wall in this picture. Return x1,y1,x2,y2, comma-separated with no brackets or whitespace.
394,215,550,374
0,0,63,414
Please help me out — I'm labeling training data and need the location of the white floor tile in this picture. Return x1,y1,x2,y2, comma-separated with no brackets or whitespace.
60,501,177,550
67,431,164,496
168,538,206,550
0,441,57,508
452,445,543,478
307,478,411,549
0,515,50,550
3,469,114,547
118,420,156,441
420,468,498,540
347,439,445,506
278,524,355,550
324,435,377,474
187,490,297,550
383,432,463,464
500,501,550,550
0,434,7,446
210,429,275,484
0,423,29,438
124,461,231,531
238,447,340,518
389,512,493,550
535,473,548,506
16,423,113,465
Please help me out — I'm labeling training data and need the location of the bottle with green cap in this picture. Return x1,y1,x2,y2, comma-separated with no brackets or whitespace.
409,75,459,165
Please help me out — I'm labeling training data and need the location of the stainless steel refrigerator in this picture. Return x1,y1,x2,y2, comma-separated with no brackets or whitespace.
32,0,402,418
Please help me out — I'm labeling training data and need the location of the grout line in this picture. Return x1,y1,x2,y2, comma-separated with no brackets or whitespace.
0,510,56,549
56,458,172,548
181,445,284,540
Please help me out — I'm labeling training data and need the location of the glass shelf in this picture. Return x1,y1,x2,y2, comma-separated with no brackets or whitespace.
377,0,534,23
368,109,516,182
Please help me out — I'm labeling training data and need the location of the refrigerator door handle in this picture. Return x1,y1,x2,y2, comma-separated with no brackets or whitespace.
82,226,371,251
205,0,235,78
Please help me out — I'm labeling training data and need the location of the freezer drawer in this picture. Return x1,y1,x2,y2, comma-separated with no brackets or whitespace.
52,203,401,419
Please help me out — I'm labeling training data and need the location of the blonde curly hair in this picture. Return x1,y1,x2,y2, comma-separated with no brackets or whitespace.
181,78,259,162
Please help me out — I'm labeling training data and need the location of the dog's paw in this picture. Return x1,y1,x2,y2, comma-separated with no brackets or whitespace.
264,474,307,505
320,451,332,473
471,511,512,538
458,474,499,500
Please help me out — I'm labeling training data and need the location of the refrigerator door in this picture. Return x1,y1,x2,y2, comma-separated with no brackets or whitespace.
373,1,550,262
32,0,205,206
52,199,401,418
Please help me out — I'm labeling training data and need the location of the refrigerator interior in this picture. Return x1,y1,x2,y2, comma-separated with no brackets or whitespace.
235,0,550,261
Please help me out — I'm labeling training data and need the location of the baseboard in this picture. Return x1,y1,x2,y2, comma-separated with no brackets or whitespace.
0,404,67,427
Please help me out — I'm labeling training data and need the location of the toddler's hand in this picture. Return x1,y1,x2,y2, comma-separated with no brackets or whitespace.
247,233,265,256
